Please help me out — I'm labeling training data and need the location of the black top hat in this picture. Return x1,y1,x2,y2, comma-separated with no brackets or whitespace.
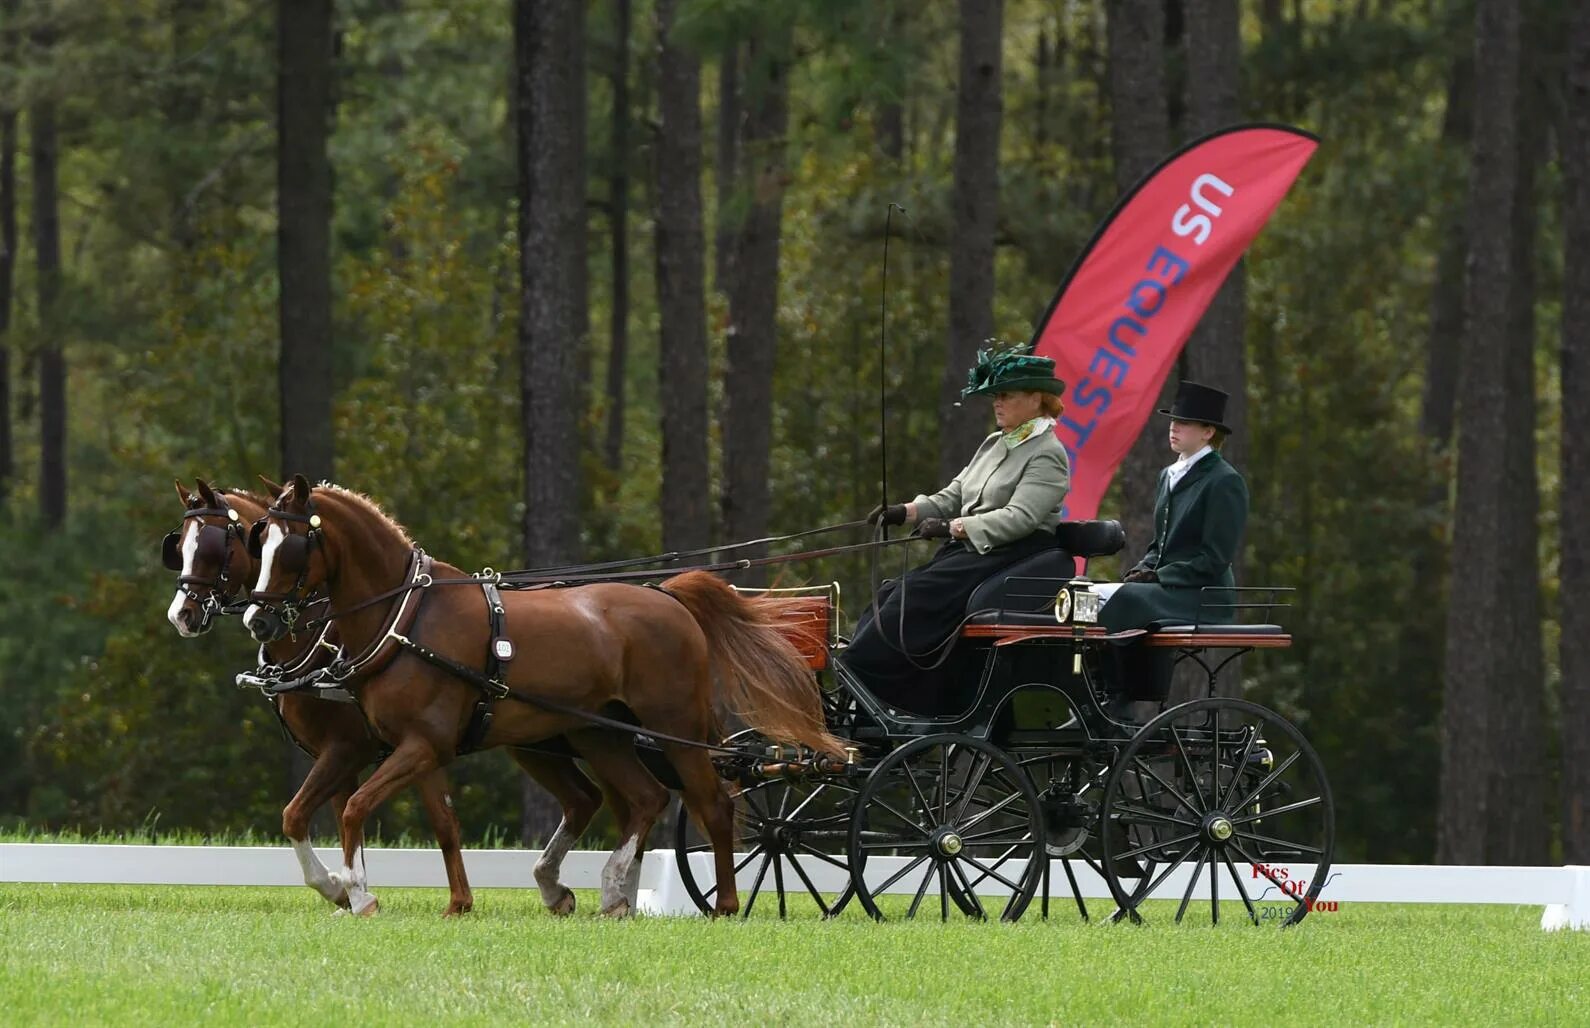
1158,381,1232,434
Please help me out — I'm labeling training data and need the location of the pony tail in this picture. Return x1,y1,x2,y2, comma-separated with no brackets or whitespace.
660,571,845,758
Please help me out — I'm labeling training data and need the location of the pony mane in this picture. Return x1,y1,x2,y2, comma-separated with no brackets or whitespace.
315,482,414,546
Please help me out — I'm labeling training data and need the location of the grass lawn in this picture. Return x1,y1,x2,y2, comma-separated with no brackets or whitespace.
0,884,1585,1026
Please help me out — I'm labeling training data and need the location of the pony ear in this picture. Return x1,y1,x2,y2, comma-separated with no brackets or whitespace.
195,478,218,508
291,473,312,505
258,474,285,498
174,479,189,506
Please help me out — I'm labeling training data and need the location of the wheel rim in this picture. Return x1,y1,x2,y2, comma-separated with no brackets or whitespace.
1099,698,1335,927
674,778,858,918
849,734,1046,922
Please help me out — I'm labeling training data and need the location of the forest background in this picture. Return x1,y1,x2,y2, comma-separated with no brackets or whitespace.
0,0,1585,868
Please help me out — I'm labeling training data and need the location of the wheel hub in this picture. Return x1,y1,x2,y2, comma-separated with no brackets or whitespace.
1201,813,1234,845
930,827,964,858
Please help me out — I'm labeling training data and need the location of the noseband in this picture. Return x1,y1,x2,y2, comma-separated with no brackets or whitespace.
163,497,251,626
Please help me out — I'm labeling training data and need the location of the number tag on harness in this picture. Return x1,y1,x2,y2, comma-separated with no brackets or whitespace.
492,638,515,662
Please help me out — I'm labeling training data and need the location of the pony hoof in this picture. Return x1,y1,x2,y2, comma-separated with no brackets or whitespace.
713,903,739,918
443,901,473,918
550,889,577,917
601,899,632,918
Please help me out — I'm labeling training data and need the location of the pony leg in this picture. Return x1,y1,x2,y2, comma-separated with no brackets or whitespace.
281,744,364,908
333,738,440,917
416,768,473,917
507,748,602,916
662,743,740,917
567,730,668,918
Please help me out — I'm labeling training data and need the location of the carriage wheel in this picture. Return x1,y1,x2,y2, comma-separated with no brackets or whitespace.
673,777,858,919
849,733,1045,922
1099,697,1334,927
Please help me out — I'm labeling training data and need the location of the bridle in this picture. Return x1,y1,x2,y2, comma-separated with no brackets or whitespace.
162,494,251,629
247,494,328,631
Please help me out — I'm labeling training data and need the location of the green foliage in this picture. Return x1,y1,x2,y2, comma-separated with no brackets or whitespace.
0,0,1572,862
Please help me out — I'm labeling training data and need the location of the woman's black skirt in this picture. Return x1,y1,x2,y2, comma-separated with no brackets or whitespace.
841,532,1055,712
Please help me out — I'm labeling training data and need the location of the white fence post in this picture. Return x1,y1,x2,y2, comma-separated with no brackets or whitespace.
1540,865,1590,932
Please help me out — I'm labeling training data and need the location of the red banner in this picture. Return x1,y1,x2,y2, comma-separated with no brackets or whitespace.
1030,124,1318,521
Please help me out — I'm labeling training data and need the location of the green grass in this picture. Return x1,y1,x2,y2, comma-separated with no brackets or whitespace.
1,885,1586,1025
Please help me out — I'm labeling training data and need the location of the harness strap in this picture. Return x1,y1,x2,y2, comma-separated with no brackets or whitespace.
390,633,746,757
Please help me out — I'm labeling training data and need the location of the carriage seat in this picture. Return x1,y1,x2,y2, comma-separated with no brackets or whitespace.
960,520,1125,624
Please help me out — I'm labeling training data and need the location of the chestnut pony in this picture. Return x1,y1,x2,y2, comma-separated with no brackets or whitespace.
162,479,481,914
166,478,645,918
243,476,841,916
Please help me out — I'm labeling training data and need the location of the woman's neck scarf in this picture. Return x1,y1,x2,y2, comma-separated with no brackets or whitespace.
1002,416,1055,449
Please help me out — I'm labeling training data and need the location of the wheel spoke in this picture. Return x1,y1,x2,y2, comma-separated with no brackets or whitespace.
773,854,787,918
1131,756,1201,819
867,795,934,838
1231,795,1323,825
905,861,935,919
1217,724,1262,810
783,784,824,821
956,830,1035,847
1134,836,1204,904
787,852,832,917
794,841,852,873
1175,845,1208,923
950,754,994,825
1220,851,1261,926
741,852,772,918
961,844,1021,889
958,852,1026,893
939,744,957,820
1210,849,1220,925
949,859,987,921
957,788,1024,834
1116,830,1200,863
1061,857,1090,922
872,853,931,896
1229,841,1307,919
898,757,938,827
1113,804,1200,829
1230,750,1301,814
1232,829,1323,856
1170,724,1209,810
938,863,950,921
859,839,933,851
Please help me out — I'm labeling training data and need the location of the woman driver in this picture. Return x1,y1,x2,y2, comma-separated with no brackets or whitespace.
841,347,1069,710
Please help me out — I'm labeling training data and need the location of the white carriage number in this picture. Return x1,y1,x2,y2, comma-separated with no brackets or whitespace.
1170,173,1235,246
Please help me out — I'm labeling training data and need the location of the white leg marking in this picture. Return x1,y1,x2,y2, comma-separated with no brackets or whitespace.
601,835,638,915
292,839,346,905
166,524,201,636
534,820,578,912
329,848,378,916
623,849,644,910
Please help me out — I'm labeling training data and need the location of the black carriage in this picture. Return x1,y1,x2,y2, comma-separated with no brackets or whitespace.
674,521,1335,927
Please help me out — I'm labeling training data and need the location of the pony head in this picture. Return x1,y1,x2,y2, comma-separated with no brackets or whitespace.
163,478,254,637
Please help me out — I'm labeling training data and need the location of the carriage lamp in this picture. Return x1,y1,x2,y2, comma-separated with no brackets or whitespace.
1069,580,1101,624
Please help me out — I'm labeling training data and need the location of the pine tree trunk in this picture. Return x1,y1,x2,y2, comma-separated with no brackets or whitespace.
1558,0,1590,865
1485,22,1547,863
720,29,790,575
1105,0,1169,566
1422,56,1474,449
31,27,63,529
714,46,739,294
602,0,631,474
0,0,17,508
939,0,1004,484
276,0,335,485
1438,0,1519,866
653,0,710,554
1182,0,1244,468
515,0,584,847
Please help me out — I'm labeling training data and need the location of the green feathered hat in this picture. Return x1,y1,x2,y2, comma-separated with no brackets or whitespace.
960,343,1066,399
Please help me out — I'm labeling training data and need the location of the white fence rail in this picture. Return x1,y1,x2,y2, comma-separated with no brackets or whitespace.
1,844,1584,930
